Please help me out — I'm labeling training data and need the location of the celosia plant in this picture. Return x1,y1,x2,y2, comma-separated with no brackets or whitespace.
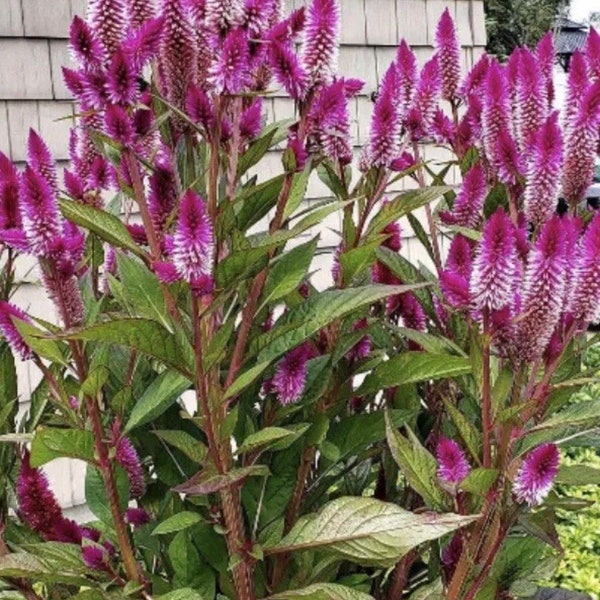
0,2,599,600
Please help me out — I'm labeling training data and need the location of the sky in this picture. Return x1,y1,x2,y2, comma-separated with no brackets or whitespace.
570,0,600,22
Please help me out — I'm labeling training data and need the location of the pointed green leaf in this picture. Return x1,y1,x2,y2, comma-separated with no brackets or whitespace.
283,164,312,220
267,583,375,600
30,427,95,467
153,430,207,463
152,511,204,535
236,427,298,455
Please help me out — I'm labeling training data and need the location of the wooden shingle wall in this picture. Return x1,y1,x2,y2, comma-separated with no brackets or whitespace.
0,0,486,516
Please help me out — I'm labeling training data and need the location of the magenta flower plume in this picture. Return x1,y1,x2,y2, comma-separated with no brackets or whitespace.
16,452,63,538
205,0,245,32
481,60,509,168
563,51,588,132
505,47,521,106
536,32,555,108
382,217,402,252
389,292,427,333
159,0,198,111
186,84,215,132
524,112,563,228
240,98,263,140
69,16,106,67
413,56,442,132
301,0,340,88
19,165,62,256
440,270,470,310
436,437,471,485
440,164,486,229
494,129,523,187
562,80,600,205
514,48,547,151
27,130,58,194
268,7,306,44
0,153,22,232
209,28,251,94
395,40,418,118
122,16,165,71
571,213,600,323
268,41,307,100
111,423,146,498
125,507,151,528
172,191,214,286
430,108,455,144
244,0,280,36
0,302,32,360
272,342,315,405
346,318,371,362
148,151,177,233
82,544,110,571
106,45,137,104
516,216,569,362
127,0,157,29
458,53,489,99
470,209,520,312
446,234,473,280
585,27,600,81
86,0,128,56
104,104,135,146
435,8,461,101
514,444,559,506
368,63,402,167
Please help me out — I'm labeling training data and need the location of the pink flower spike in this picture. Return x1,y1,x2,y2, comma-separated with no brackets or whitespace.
411,55,441,133
209,28,251,94
440,270,470,310
268,41,307,100
524,112,563,228
494,129,522,187
205,0,245,32
458,53,489,99
125,507,151,527
563,51,588,132
470,208,520,313
172,191,214,284
110,423,146,498
445,234,473,280
268,7,306,44
104,104,135,146
436,437,471,485
0,302,32,361
440,164,486,229
16,452,63,536
63,169,85,201
536,32,555,107
435,8,461,101
481,59,509,167
430,108,455,144
127,0,157,30
82,543,110,571
86,0,128,56
186,84,215,131
272,343,315,405
106,49,138,105
0,152,22,231
148,151,177,233
395,40,418,118
301,0,340,88
154,261,180,283
571,213,600,323
240,98,263,140
513,444,559,506
122,15,165,71
585,27,600,81
27,130,58,194
516,216,569,362
69,16,106,66
20,165,62,256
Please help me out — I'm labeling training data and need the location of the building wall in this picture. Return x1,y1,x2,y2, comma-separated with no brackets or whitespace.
0,0,486,517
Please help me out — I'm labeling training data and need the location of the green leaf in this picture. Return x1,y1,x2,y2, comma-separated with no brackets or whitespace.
339,238,386,284
116,253,172,331
283,164,312,220
365,187,449,238
235,175,286,231
153,430,207,463
261,238,317,309
409,580,443,600
264,496,477,567
236,427,297,455
0,553,90,587
152,511,204,535
224,360,271,400
215,245,270,288
61,319,194,376
555,464,600,485
155,590,208,600
126,370,191,432
267,583,375,600
85,464,130,526
59,199,145,258
256,285,424,363
358,352,472,395
393,327,466,356
385,413,445,509
14,321,68,367
174,465,269,496
459,468,498,495
237,128,277,176
442,399,482,463
30,427,95,466
168,531,214,595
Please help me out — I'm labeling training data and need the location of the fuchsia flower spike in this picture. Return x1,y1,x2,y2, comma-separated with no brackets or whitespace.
562,80,600,205
470,208,520,313
186,84,215,131
440,164,486,229
159,0,198,111
69,16,106,67
0,152,22,233
209,28,251,94
205,0,245,32
110,422,146,498
301,0,340,89
86,0,128,57
106,48,138,105
0,302,32,360
272,342,315,405
240,98,264,140
395,40,418,119
436,437,471,485
481,59,509,169
27,130,58,195
104,104,135,146
172,191,214,286
585,27,600,81
435,8,461,102
368,63,402,167
524,112,563,228
515,48,547,151
571,213,600,324
562,51,588,132
412,55,442,132
127,0,157,30
268,41,307,100
516,216,569,362
122,16,165,72
536,32,555,108
513,444,560,506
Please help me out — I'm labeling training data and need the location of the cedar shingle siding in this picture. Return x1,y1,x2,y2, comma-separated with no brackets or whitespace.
0,0,485,516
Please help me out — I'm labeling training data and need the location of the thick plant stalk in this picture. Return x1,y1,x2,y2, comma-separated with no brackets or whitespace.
481,310,492,468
